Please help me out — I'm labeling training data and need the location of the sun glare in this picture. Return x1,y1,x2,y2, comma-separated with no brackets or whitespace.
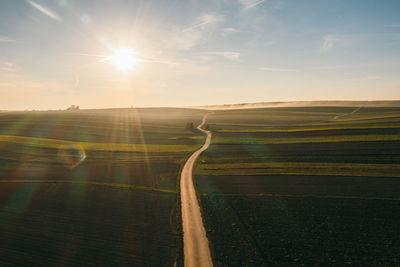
110,47,138,72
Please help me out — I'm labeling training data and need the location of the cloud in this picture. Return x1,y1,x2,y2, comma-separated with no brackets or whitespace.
174,30,204,50
203,51,241,61
28,1,61,21
175,13,225,50
239,0,266,10
222,28,239,33
0,61,19,73
0,61,22,80
318,64,348,70
259,67,298,72
366,75,382,80
182,13,224,32
0,36,16,43
219,52,241,61
140,57,181,65
320,34,338,52
221,27,240,37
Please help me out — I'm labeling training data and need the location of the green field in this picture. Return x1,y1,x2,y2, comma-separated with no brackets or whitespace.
195,106,400,266
2,105,400,266
0,108,206,266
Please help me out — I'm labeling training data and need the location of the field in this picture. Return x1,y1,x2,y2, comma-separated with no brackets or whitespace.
2,105,400,266
0,108,206,266
195,106,400,266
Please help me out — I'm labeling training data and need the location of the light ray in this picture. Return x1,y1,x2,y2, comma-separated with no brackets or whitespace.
28,1,61,21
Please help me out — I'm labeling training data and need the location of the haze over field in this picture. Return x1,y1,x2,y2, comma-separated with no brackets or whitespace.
1,0,400,110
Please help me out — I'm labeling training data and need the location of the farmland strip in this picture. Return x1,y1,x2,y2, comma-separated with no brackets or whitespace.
0,180,175,193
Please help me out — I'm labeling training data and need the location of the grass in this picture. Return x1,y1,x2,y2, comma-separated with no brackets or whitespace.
2,105,400,265
0,107,206,266
200,195,400,266
195,106,400,266
213,134,400,144
0,134,199,152
198,162,400,177
0,179,175,193
217,125,400,132
0,183,177,266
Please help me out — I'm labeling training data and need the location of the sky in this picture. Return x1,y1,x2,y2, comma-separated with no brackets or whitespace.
0,0,400,110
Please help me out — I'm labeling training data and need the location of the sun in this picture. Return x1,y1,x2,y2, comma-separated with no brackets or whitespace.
110,47,138,72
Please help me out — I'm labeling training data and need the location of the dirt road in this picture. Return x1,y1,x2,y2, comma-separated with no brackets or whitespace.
180,113,213,267
332,105,363,120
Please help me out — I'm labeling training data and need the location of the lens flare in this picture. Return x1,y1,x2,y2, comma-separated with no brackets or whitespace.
58,144,87,168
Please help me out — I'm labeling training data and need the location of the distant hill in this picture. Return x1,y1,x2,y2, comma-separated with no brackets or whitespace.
192,100,400,110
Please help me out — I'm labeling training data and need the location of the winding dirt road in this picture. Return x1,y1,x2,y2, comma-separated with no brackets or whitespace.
180,113,213,267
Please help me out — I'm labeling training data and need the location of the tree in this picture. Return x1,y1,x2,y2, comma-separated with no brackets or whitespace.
185,122,194,130
66,105,80,111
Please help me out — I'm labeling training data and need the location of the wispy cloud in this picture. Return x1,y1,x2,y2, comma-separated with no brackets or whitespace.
28,1,61,21
182,13,224,32
239,0,266,10
222,28,239,34
203,51,241,61
259,67,299,72
0,61,20,79
175,13,225,50
320,34,338,52
140,57,181,65
220,27,241,38
0,35,16,43
318,64,348,70
366,75,382,80
0,61,19,72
